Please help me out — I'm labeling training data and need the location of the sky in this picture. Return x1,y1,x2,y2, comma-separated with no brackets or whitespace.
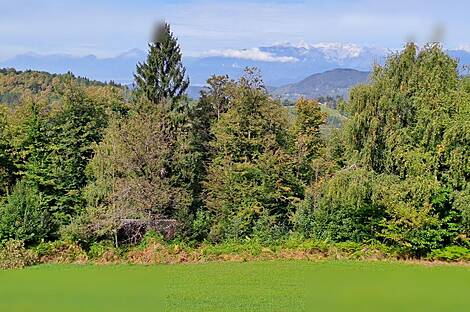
1,0,470,60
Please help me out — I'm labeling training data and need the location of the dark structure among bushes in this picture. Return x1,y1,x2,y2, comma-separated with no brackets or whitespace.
117,218,179,245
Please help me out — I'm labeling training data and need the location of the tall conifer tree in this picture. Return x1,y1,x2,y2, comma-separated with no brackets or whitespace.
134,22,189,104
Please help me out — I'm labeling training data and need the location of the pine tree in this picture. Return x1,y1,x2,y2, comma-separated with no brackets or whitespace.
134,22,189,104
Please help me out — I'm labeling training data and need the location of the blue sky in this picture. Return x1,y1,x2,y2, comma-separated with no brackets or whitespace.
1,0,469,60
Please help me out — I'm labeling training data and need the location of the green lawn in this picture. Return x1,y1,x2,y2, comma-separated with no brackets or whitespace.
0,260,469,311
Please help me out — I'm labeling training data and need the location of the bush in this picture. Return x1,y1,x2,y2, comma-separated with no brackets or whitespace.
190,210,212,242
252,210,287,245
88,241,118,260
311,168,384,242
34,240,87,264
292,201,315,238
0,181,52,245
0,240,37,269
428,246,470,261
138,230,165,249
282,234,329,253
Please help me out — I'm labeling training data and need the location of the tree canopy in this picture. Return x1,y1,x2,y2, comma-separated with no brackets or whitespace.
0,29,469,261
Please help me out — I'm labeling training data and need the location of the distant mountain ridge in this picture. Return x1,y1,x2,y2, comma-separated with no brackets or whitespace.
271,68,370,100
0,67,119,106
2,43,470,87
0,49,147,84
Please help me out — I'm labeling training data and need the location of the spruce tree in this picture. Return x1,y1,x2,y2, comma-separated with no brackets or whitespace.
134,23,189,104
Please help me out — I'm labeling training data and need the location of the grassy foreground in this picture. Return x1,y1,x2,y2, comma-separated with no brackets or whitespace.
0,260,469,311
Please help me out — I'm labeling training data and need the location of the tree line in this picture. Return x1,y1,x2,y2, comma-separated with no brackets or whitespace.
0,23,468,258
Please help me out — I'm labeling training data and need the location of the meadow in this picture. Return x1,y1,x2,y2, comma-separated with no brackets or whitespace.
1,260,469,311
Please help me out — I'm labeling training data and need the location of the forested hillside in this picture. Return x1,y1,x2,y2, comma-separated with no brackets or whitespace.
0,24,469,267
0,68,118,106
272,68,370,100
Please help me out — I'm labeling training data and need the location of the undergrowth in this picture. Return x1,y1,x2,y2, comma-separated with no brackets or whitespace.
1,232,469,269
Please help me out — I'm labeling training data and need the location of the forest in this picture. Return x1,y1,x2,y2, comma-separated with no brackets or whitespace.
0,23,469,268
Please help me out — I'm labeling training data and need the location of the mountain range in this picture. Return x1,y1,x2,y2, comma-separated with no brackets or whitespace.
1,42,470,96
189,43,386,86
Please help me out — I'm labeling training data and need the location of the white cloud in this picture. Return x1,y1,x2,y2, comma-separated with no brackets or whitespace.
204,48,298,63
311,43,363,59
457,44,470,52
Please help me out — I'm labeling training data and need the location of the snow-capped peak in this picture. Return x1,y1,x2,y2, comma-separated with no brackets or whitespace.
310,42,363,59
271,41,311,50
267,41,366,60
457,44,470,53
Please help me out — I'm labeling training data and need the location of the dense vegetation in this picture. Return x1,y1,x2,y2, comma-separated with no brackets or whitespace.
0,23,468,266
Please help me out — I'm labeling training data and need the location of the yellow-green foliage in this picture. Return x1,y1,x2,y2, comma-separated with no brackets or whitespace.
312,44,470,255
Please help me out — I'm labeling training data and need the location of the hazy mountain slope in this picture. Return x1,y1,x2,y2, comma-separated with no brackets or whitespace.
0,49,146,84
272,68,370,100
187,85,204,99
0,68,110,106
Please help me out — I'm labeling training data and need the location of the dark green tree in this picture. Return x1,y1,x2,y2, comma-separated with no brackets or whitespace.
0,107,16,196
134,22,189,104
12,82,108,237
205,69,303,241
0,180,51,245
0,101,53,244
44,83,107,225
18,101,51,190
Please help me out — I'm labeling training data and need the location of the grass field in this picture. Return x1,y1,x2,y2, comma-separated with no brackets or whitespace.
1,260,469,311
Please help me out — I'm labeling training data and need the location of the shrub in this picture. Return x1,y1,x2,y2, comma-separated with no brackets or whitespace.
35,240,87,264
252,210,287,245
428,246,470,261
292,201,315,238
0,181,52,245
190,210,212,242
138,230,165,249
0,240,37,269
88,241,118,260
282,234,329,253
311,168,384,242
